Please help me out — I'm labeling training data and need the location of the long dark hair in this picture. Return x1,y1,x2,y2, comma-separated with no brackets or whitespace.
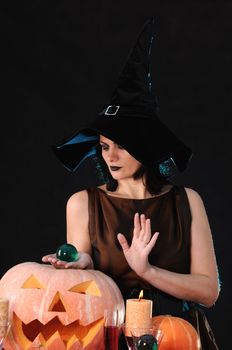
93,145,169,195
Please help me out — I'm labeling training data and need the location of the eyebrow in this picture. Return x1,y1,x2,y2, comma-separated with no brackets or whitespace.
99,140,116,145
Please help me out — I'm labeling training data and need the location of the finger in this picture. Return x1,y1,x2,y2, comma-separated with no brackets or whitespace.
145,232,159,254
45,257,56,264
133,213,140,238
44,254,57,263
140,214,146,239
117,233,130,253
140,216,151,242
56,259,66,265
144,218,152,241
42,254,54,262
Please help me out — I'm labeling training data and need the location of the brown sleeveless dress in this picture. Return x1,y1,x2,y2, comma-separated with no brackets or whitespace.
87,186,219,349
87,186,190,295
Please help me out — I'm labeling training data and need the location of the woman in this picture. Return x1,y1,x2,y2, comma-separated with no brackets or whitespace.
43,134,219,305
42,17,220,349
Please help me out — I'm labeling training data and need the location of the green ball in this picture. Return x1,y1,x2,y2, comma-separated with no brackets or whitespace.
56,243,79,262
137,334,158,350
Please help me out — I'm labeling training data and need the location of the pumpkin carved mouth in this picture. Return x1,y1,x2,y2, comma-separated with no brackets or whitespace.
13,313,104,349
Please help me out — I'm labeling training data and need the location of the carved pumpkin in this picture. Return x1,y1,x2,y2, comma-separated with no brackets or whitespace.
153,315,201,350
0,262,125,350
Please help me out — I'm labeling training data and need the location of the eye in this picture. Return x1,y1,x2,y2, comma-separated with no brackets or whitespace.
100,143,109,151
118,144,124,150
69,280,102,296
21,275,46,289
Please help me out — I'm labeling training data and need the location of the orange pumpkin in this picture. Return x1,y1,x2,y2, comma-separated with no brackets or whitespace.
0,262,125,350
153,315,201,350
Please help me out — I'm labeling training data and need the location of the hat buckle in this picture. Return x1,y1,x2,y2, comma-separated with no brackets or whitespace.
105,105,120,116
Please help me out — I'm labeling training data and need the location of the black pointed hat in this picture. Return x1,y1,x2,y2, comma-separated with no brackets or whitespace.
53,17,192,177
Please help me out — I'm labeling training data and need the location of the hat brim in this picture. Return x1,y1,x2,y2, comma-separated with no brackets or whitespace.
52,113,192,175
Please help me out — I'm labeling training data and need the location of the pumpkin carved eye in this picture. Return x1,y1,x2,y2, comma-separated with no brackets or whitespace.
69,280,101,296
21,274,45,289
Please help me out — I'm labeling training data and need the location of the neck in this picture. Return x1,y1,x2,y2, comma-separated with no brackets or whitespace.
112,178,153,199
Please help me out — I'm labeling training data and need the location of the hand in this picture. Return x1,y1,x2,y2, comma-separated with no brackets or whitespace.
117,213,159,276
42,252,93,269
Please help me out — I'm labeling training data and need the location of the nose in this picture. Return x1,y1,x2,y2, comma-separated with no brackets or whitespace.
107,147,119,162
49,292,66,312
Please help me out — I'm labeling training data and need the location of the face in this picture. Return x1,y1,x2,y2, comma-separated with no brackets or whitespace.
99,135,142,180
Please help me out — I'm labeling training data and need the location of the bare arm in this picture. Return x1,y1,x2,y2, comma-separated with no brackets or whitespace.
66,190,92,254
117,188,220,307
42,190,93,269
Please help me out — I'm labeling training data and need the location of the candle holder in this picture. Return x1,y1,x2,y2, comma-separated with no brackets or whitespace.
131,327,163,350
123,324,163,350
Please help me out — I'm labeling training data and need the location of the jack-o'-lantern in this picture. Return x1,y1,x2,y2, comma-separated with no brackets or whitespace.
153,315,201,350
0,262,125,350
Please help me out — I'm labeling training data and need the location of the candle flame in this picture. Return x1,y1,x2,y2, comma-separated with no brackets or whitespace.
138,290,143,300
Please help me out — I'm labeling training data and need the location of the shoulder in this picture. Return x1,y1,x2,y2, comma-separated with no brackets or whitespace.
66,190,89,211
184,187,206,212
184,187,204,203
66,186,104,210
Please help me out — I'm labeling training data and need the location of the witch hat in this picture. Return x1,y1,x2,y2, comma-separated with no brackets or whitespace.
53,17,192,177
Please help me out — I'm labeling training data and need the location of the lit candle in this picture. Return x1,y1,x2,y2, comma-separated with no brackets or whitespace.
124,290,153,336
0,297,9,326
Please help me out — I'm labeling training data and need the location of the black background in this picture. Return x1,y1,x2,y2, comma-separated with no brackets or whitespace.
1,1,231,348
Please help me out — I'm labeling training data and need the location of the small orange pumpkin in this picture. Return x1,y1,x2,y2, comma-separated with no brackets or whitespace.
0,262,125,350
153,315,201,350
